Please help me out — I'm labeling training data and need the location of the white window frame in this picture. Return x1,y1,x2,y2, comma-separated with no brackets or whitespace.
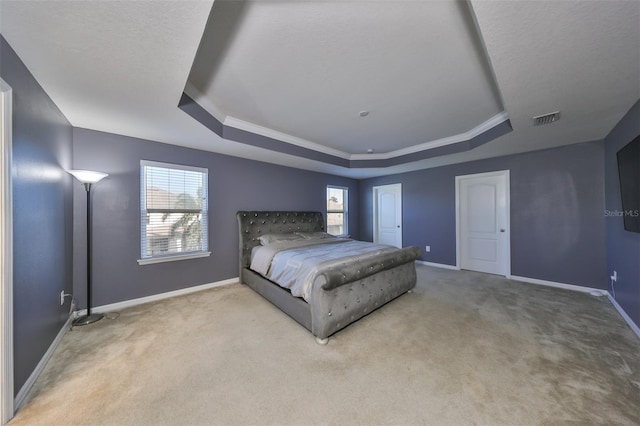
326,185,349,237
138,160,211,265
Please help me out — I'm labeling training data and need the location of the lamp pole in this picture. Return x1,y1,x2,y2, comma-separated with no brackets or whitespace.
69,170,108,326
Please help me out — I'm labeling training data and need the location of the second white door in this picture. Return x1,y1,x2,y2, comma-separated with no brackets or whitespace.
457,171,510,276
373,184,402,248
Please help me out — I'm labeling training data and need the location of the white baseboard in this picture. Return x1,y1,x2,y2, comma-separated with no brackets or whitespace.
510,275,607,295
511,275,639,339
607,293,640,339
14,314,73,411
76,277,238,316
415,260,460,270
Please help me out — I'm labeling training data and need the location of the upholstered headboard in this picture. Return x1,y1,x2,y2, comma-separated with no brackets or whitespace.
236,211,325,270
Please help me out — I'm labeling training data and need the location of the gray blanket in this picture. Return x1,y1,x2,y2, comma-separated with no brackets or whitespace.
251,238,396,301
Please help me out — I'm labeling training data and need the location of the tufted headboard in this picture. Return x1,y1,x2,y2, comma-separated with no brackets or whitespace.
236,211,325,270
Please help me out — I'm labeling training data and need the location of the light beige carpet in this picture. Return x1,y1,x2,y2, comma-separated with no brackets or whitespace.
9,265,640,425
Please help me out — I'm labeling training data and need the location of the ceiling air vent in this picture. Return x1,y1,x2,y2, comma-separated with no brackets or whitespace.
533,111,560,126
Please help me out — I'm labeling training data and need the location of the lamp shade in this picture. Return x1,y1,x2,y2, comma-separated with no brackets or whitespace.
69,170,108,184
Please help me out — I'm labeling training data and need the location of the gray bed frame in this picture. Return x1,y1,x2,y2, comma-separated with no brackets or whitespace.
237,211,420,343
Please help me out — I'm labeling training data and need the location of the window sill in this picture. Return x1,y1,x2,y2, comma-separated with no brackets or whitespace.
137,251,211,266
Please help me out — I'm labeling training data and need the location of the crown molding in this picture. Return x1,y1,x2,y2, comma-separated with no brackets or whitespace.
350,111,510,160
181,87,510,165
223,116,351,160
225,110,510,161
182,82,227,125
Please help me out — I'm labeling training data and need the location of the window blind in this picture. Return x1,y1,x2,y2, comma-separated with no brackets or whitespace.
140,161,208,259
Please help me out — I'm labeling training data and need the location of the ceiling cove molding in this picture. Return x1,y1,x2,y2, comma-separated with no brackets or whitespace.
178,93,349,167
349,111,510,160
183,82,227,124
224,116,350,160
178,91,512,168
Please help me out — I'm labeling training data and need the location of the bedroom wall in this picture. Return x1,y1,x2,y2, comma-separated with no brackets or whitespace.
72,128,359,308
604,99,640,329
359,141,607,289
0,36,74,394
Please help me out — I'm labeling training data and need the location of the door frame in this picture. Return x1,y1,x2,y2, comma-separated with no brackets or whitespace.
1,78,14,424
455,170,511,277
373,183,402,247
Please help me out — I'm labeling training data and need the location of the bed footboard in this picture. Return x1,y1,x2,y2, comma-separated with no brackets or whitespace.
310,247,420,339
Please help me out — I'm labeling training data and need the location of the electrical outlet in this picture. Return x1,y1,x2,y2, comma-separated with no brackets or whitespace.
60,290,65,306
425,245,431,253
611,271,617,282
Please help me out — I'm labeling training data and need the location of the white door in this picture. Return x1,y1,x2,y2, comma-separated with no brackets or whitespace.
373,184,402,248
457,171,510,276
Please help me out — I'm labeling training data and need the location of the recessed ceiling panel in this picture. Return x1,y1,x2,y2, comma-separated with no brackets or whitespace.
188,0,505,155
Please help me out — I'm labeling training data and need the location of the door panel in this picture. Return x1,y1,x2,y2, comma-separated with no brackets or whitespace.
468,184,496,233
468,238,498,262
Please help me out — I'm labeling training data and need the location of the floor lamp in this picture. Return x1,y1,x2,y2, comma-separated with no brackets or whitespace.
69,170,108,326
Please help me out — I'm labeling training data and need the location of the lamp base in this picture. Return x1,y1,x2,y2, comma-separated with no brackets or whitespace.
72,313,104,326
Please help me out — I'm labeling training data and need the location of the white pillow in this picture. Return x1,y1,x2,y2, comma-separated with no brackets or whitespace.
295,231,334,240
258,233,304,245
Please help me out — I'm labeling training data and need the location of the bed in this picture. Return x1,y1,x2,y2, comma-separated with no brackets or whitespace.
237,211,421,344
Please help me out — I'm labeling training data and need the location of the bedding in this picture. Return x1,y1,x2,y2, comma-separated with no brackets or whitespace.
251,237,397,301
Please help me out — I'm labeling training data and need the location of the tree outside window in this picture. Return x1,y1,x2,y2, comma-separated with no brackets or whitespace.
327,186,348,236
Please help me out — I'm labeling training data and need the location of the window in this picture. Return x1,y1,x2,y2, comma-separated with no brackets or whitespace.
138,161,210,265
326,186,348,236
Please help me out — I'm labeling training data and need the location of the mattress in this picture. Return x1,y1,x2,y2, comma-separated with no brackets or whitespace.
250,237,397,302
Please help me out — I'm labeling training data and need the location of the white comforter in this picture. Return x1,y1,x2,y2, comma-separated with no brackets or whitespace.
250,238,396,302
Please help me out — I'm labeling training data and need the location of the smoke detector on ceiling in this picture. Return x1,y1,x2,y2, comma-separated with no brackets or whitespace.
533,111,560,126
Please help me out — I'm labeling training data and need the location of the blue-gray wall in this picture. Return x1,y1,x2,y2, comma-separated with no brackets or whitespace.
1,36,74,394
604,99,640,328
359,141,607,289
72,128,359,308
